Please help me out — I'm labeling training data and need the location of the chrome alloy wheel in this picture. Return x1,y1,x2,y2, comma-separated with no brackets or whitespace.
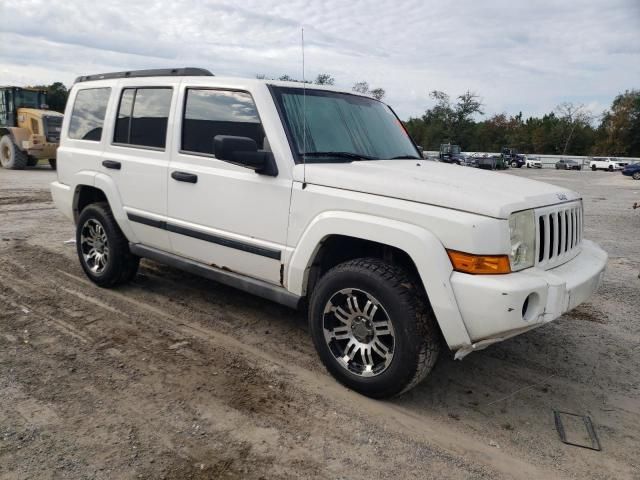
322,288,395,377
80,219,109,274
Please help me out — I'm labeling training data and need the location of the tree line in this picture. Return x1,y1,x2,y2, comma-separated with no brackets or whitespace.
31,78,638,157
405,89,640,157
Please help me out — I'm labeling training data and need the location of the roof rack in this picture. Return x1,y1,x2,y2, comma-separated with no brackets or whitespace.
74,68,213,83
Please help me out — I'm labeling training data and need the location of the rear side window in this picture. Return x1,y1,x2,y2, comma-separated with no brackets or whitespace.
181,89,263,156
68,88,111,141
114,88,172,149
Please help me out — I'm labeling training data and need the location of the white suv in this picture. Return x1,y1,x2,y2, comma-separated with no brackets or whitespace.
590,157,628,171
525,156,542,168
51,68,608,398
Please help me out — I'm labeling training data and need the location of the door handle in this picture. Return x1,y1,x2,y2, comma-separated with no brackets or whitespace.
102,160,121,170
171,171,198,183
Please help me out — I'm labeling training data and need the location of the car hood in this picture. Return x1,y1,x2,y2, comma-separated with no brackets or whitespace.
295,160,580,219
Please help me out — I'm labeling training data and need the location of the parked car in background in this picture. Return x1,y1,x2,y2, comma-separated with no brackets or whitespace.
461,155,478,168
590,157,627,171
439,143,464,165
622,163,640,180
526,157,542,168
476,155,507,170
555,159,582,170
501,147,526,168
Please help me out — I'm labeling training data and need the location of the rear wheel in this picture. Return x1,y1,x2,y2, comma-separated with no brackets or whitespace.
309,258,440,398
511,161,518,168
0,135,28,170
76,202,139,287
591,165,597,171
27,156,39,167
608,165,613,171
49,159,57,170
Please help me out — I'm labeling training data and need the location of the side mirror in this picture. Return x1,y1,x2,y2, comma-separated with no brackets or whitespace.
213,135,278,176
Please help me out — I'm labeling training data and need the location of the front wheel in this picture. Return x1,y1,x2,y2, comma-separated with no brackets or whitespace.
591,165,597,171
633,172,640,180
49,159,57,170
76,202,139,287
309,258,440,398
608,165,613,171
511,161,518,168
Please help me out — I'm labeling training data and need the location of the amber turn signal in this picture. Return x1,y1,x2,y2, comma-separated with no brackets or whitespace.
447,250,511,274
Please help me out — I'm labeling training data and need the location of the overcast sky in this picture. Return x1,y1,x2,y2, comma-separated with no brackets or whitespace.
1,0,638,120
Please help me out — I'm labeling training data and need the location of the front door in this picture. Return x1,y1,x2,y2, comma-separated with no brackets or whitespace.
166,87,291,285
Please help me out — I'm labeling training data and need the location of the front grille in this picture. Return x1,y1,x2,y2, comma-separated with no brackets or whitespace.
535,201,583,269
43,116,63,143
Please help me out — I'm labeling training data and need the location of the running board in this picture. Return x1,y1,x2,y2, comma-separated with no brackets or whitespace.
129,243,302,310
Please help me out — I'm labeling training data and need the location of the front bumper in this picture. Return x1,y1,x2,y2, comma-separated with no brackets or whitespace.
450,240,607,359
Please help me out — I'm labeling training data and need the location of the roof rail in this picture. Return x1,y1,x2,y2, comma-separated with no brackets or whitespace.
74,68,213,83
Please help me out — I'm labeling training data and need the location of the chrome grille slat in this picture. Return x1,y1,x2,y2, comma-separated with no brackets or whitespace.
534,201,583,269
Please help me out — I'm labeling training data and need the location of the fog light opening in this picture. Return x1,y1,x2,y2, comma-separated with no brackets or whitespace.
522,293,540,322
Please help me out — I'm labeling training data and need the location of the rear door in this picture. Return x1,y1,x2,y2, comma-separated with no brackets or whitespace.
101,80,178,251
166,84,292,284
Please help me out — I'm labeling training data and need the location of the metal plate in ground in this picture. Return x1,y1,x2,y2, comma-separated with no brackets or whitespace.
553,410,601,451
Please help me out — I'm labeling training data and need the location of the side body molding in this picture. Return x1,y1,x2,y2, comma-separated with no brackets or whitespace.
287,211,472,349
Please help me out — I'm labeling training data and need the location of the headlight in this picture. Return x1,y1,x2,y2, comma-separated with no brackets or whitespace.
509,209,536,271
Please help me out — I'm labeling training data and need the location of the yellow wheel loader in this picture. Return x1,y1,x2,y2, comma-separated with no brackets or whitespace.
0,87,63,170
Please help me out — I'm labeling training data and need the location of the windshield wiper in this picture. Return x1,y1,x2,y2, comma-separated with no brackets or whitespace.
389,155,421,160
302,151,378,161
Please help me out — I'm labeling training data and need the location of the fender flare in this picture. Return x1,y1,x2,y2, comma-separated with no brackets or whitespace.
287,211,472,349
71,173,139,243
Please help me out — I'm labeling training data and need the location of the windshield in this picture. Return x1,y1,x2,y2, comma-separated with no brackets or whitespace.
14,89,45,109
272,87,419,163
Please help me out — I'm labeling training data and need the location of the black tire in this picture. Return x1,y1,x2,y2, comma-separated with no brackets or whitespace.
49,159,57,170
309,258,440,398
27,156,39,167
591,165,597,171
526,164,531,168
633,172,640,180
608,165,613,171
76,202,139,287
0,135,28,170
511,161,518,168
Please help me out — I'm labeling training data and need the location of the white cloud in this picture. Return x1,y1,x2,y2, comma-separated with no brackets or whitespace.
0,0,638,119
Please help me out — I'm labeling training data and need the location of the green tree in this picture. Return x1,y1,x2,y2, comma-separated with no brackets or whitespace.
405,90,482,150
31,82,69,113
593,90,640,156
314,73,335,85
352,81,386,100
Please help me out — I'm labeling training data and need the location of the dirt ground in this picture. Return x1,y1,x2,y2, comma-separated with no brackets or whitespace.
0,165,638,480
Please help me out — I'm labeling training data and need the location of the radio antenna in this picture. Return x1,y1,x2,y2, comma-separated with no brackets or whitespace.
301,26,307,183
